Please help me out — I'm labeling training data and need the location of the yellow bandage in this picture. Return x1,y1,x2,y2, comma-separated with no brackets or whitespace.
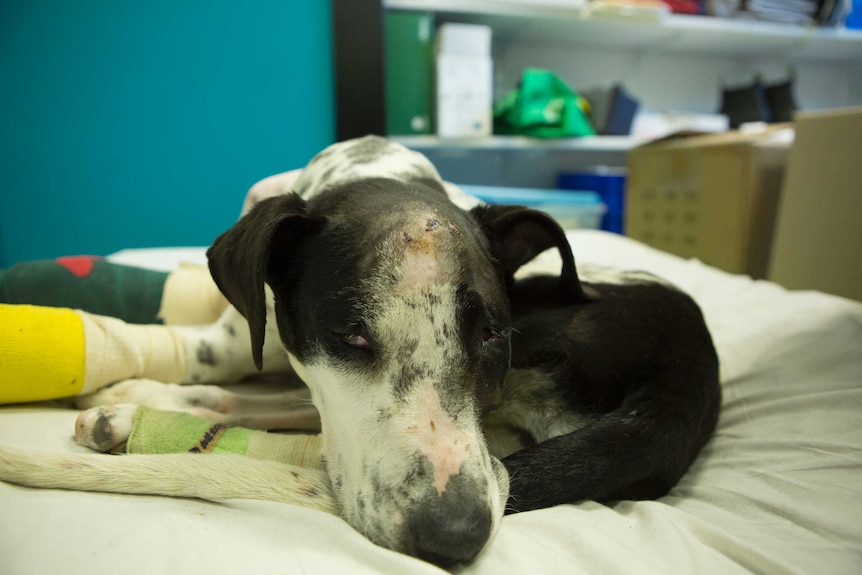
0,304,86,404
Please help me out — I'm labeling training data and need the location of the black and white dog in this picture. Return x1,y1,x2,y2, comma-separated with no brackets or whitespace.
0,136,720,566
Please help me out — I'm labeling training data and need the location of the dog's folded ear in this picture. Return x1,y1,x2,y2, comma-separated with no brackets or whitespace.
470,204,594,303
207,193,315,370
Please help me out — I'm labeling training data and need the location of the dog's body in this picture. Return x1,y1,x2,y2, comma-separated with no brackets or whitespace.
0,136,720,566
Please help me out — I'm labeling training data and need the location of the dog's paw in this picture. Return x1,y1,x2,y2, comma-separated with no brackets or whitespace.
75,404,137,453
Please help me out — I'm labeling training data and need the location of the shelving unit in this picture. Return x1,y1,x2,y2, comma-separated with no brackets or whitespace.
385,0,862,62
332,0,861,184
393,134,644,152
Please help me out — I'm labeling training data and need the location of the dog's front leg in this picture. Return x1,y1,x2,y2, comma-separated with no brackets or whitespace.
77,311,190,392
78,299,289,394
74,403,322,465
171,300,290,385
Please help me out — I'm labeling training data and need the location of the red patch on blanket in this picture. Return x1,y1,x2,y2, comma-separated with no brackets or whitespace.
56,256,102,278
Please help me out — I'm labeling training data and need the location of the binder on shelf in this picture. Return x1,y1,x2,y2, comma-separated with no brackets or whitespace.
385,11,435,135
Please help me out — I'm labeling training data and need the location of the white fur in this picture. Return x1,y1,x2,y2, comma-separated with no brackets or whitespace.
293,137,442,201
0,446,336,513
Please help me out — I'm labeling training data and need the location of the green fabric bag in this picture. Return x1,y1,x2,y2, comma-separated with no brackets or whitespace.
494,68,596,138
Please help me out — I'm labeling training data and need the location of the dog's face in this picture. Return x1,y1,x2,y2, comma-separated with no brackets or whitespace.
208,177,588,565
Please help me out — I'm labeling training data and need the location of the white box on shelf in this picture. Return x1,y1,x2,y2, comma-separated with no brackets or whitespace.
631,110,730,139
436,23,493,138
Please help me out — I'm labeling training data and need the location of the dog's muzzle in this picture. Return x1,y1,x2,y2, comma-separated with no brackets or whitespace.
403,460,496,565
325,426,509,566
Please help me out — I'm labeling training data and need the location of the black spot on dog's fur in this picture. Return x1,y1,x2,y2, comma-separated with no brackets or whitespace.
377,408,393,422
197,341,217,366
223,324,236,337
312,146,335,162
424,292,442,307
345,136,391,164
319,166,336,185
372,471,396,507
394,361,427,400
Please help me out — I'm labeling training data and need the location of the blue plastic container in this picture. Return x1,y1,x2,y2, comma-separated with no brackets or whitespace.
459,184,606,230
557,169,627,234
847,0,862,29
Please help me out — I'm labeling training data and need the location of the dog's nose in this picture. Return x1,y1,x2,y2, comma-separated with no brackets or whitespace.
407,475,493,566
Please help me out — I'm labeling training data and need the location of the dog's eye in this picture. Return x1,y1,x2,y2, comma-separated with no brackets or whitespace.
342,333,371,352
482,327,507,343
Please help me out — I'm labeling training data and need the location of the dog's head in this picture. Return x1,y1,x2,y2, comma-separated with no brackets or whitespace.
207,178,588,565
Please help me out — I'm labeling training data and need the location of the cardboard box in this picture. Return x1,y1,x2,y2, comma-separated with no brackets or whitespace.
436,23,492,138
768,107,862,301
625,128,791,278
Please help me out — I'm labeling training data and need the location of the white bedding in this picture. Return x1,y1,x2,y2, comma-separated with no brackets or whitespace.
2,230,861,574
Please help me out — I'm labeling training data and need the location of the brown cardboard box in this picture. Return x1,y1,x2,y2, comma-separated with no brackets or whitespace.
626,128,791,278
768,107,862,302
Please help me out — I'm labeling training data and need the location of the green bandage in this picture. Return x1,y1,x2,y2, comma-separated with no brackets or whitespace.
128,407,254,455
126,407,322,468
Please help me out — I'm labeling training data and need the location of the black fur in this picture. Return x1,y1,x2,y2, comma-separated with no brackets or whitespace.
500,276,720,512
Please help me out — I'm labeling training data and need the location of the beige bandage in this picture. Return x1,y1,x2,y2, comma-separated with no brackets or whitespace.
80,311,188,393
158,263,228,325
247,432,323,468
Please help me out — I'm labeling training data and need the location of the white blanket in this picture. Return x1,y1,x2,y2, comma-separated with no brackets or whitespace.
2,230,860,574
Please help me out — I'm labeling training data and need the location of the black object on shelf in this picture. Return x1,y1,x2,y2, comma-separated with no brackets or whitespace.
720,78,772,128
582,84,641,136
720,74,798,128
764,77,798,123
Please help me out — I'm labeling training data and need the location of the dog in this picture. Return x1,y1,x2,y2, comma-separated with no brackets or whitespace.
0,136,720,566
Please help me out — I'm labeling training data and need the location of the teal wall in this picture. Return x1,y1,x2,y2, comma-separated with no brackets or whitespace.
0,1,334,266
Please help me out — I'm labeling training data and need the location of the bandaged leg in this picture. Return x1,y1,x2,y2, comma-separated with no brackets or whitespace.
0,304,192,404
86,293,290,387
158,263,228,325
75,405,322,468
79,311,188,393
0,304,88,403
0,299,285,404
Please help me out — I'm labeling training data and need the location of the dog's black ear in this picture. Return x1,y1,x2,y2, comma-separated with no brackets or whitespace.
470,204,594,303
207,193,314,370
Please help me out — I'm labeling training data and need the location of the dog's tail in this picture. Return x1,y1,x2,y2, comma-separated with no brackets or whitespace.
0,446,337,513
